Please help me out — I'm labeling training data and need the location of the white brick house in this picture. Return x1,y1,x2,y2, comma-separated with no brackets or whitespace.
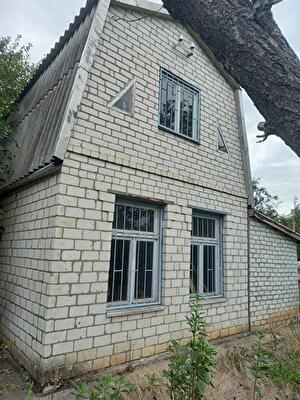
0,0,299,383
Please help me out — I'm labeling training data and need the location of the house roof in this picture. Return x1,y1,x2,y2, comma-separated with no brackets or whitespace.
3,0,97,188
2,0,239,192
249,209,300,243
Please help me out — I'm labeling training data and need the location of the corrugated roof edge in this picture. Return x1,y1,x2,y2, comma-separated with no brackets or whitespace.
17,0,98,103
249,209,300,243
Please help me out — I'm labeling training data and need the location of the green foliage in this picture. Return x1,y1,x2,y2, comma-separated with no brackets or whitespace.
72,374,135,400
163,295,216,400
25,382,34,399
0,35,35,185
145,373,163,398
279,197,300,260
253,179,300,260
252,178,281,220
247,331,270,400
265,361,300,385
0,342,15,396
246,328,300,398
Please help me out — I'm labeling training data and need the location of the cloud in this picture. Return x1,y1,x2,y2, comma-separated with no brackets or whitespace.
0,0,299,214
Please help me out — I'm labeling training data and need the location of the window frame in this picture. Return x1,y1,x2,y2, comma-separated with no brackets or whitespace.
158,67,201,144
107,198,163,310
190,212,224,299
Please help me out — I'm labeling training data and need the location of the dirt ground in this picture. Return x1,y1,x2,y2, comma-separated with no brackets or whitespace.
0,330,299,400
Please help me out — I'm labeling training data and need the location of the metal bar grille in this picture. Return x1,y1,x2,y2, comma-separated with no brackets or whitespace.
159,68,200,141
191,213,222,296
107,200,161,308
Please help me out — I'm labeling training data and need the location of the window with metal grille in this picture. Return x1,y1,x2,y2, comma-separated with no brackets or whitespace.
190,213,223,297
107,199,162,308
159,68,200,142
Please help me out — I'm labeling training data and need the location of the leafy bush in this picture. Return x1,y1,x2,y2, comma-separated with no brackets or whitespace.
164,295,216,400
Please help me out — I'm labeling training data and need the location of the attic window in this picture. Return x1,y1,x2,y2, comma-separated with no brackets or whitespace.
110,79,136,114
217,127,228,153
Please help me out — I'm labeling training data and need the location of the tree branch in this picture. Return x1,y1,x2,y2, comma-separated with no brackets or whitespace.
252,0,283,10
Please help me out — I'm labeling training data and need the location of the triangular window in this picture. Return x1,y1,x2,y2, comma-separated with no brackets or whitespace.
110,79,135,114
217,127,228,153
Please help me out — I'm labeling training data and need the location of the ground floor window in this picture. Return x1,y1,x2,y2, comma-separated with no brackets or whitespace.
107,199,162,308
190,212,223,297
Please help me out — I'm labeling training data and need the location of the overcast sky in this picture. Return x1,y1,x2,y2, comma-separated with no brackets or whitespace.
1,0,299,214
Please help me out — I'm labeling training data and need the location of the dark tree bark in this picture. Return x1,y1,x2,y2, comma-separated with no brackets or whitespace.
162,0,300,157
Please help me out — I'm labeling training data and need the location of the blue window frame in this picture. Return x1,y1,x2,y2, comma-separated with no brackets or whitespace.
107,198,162,309
159,68,201,142
190,212,224,297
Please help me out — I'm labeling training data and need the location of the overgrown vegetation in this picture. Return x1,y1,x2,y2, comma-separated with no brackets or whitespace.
0,343,15,396
73,374,135,400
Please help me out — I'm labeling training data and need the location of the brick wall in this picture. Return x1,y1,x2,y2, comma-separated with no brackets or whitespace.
0,174,60,376
249,218,299,327
40,154,248,378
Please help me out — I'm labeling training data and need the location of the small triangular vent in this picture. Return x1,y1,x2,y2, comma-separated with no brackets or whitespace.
217,128,228,153
111,80,135,114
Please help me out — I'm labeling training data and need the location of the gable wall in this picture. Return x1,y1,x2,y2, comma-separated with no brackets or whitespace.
249,218,299,327
68,5,247,198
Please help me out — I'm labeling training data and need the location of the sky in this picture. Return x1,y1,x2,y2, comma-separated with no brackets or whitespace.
0,0,299,214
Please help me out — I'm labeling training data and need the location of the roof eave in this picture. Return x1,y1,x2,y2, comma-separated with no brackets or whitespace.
249,209,300,243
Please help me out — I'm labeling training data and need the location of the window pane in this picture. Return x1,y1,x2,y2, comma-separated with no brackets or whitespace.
180,89,194,138
135,241,154,300
160,77,176,131
113,85,133,113
113,204,125,229
107,239,130,303
190,245,198,294
192,216,216,238
203,245,216,294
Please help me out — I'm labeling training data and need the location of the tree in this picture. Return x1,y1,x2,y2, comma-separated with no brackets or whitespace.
0,36,35,187
161,0,300,157
252,177,281,220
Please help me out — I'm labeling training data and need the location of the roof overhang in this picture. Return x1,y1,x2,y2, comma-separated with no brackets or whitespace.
249,209,300,244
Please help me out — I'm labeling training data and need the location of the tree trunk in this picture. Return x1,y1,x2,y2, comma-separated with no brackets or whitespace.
162,0,300,157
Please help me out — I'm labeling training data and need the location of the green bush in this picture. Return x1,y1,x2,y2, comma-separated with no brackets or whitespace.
164,295,216,400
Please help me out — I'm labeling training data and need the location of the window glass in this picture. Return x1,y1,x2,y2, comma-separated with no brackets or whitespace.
111,81,135,114
159,69,200,141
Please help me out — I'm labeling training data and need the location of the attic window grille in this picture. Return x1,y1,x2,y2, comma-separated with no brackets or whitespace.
107,200,162,308
190,213,223,297
110,79,135,114
159,68,200,142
